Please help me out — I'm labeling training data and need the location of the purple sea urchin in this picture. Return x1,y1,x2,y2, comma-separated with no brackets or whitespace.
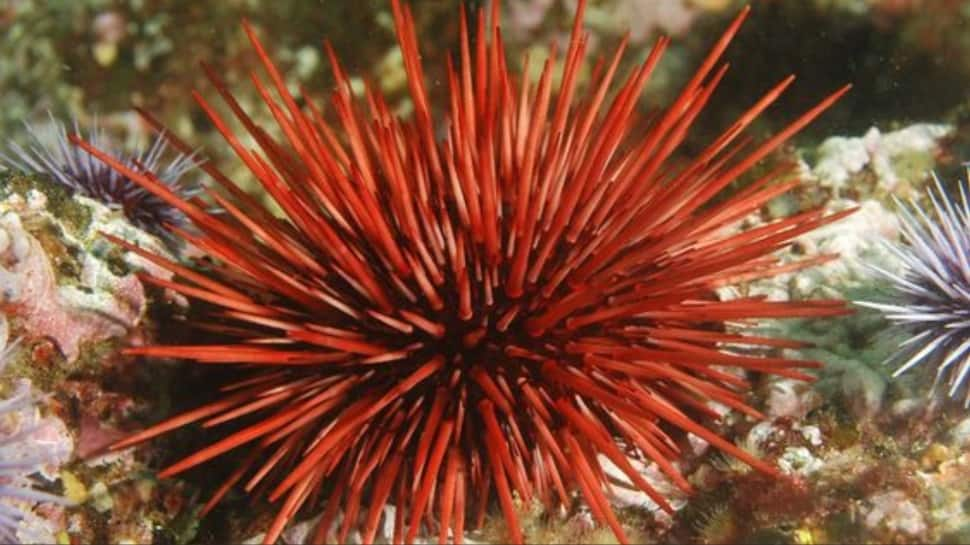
0,115,196,243
858,172,970,405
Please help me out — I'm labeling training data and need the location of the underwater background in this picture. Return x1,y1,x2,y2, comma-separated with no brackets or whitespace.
2,0,970,543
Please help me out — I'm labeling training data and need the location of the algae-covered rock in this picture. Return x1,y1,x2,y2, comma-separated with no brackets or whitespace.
0,171,199,544
811,124,952,198
0,171,182,367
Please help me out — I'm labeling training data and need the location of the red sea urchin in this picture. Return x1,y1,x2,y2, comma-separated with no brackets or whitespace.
74,2,853,544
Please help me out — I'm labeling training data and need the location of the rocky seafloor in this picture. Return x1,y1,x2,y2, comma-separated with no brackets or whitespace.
0,119,966,544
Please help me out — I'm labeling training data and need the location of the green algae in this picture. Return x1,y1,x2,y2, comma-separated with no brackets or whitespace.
0,171,92,235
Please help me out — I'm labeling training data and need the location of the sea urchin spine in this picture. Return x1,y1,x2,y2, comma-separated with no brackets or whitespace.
75,1,851,544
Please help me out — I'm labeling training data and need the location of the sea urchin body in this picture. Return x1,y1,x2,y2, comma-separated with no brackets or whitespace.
858,173,970,406
75,1,852,544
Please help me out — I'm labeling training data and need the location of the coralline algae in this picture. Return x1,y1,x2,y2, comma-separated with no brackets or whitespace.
0,179,157,364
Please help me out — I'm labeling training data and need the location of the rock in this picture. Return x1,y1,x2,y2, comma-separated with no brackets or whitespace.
777,446,824,476
863,490,927,537
598,454,690,516
0,181,160,364
949,416,970,448
765,377,822,419
811,124,952,196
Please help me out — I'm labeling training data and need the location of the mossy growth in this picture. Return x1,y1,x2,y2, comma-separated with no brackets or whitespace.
813,406,861,450
0,171,92,235
475,495,655,544
0,172,94,288
678,490,739,545
0,330,127,394
159,503,203,545
888,148,938,194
